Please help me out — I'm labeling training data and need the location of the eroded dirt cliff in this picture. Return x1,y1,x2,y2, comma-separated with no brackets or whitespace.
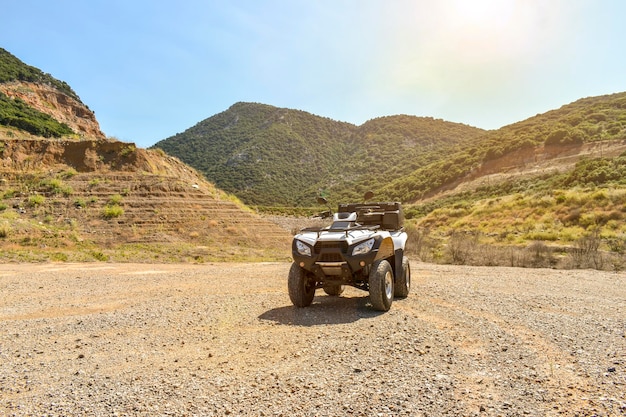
0,81,104,139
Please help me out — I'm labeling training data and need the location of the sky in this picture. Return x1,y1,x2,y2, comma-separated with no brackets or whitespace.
2,0,625,148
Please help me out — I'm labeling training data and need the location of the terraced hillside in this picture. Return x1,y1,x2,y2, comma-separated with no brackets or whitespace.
0,138,291,262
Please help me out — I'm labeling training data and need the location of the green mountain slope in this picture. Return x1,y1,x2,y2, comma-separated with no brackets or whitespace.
0,48,78,137
381,92,626,202
153,104,485,206
0,48,78,99
154,93,626,210
153,102,355,205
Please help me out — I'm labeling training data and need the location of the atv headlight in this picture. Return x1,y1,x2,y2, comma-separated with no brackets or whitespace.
295,240,312,256
352,238,375,256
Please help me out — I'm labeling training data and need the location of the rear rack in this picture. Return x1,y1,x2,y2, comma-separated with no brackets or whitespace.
300,224,379,237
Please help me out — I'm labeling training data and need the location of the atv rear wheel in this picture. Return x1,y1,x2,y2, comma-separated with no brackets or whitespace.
323,285,344,296
369,259,394,311
288,263,316,307
394,256,411,298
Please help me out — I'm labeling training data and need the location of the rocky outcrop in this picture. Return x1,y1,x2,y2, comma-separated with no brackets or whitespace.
0,81,105,139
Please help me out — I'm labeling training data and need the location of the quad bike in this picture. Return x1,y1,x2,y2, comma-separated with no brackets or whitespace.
289,194,410,311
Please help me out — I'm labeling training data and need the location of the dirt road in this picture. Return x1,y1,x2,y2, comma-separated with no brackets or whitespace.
1,262,624,416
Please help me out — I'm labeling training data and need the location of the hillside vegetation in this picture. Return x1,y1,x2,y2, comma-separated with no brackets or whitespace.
0,139,290,262
0,49,290,262
154,94,626,208
153,103,354,206
154,93,626,270
0,48,78,99
0,48,104,139
381,92,626,202
153,103,485,206
0,92,74,137
3,46,626,268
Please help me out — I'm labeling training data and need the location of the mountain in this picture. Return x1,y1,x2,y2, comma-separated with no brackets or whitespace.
0,48,104,139
153,102,355,206
381,92,626,203
152,93,626,270
153,93,626,209
153,103,486,206
0,49,290,262
4,46,626,267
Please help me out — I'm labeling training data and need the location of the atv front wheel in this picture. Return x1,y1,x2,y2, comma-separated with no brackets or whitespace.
369,259,394,311
323,285,344,296
394,256,411,298
288,263,316,307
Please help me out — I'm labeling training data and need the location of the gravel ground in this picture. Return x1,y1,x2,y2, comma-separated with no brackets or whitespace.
0,262,624,416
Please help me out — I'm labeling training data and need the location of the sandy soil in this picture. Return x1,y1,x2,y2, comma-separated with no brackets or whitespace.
0,262,624,416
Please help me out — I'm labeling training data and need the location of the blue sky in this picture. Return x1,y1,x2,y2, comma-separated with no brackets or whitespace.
2,0,625,148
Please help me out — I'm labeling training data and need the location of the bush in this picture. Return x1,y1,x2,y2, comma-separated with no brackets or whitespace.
2,188,16,199
569,229,602,269
60,168,78,179
28,194,45,206
526,241,555,268
91,251,109,261
120,145,136,157
108,194,123,205
446,231,478,265
39,178,72,195
103,204,124,218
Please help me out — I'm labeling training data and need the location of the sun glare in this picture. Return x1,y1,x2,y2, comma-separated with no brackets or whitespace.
432,0,535,64
451,0,515,27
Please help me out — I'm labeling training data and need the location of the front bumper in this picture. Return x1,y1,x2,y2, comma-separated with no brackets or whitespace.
292,242,379,280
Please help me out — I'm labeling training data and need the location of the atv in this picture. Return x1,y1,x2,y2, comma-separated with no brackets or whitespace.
289,194,410,311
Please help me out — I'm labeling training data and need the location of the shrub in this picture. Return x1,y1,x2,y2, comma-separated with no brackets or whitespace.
526,241,555,268
103,204,124,218
120,145,136,157
606,236,626,254
50,252,68,262
525,230,559,241
569,229,602,269
561,208,581,226
108,194,123,205
60,168,77,179
152,147,166,157
39,178,71,195
446,231,477,265
28,194,45,206
2,188,16,199
91,251,109,261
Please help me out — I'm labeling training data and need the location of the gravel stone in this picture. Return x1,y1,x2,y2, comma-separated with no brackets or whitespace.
0,262,624,416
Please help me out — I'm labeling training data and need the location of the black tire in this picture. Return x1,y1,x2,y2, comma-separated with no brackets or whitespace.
288,263,315,307
394,256,411,298
369,259,394,311
323,285,344,296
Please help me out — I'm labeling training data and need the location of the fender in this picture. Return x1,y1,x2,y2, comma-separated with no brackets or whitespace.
374,236,395,261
